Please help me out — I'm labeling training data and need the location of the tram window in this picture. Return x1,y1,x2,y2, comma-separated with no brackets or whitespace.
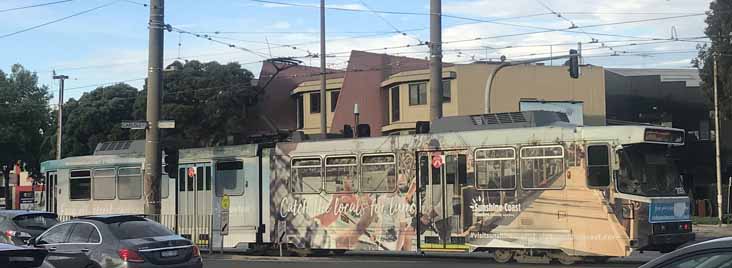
325,156,358,193
70,170,91,200
291,158,323,194
475,148,517,190
178,168,186,192
419,156,429,187
197,167,204,191
520,146,565,190
92,168,116,200
215,161,245,197
205,166,212,191
587,145,611,187
361,154,397,192
118,167,142,200
161,175,169,199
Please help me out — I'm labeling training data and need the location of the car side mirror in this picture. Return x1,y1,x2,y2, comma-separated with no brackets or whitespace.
16,231,32,240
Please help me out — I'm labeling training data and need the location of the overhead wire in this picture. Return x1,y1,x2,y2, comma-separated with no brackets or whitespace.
0,0,73,13
0,0,120,39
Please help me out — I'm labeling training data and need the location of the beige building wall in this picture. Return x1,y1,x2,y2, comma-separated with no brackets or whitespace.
455,64,606,125
381,68,459,133
293,78,344,134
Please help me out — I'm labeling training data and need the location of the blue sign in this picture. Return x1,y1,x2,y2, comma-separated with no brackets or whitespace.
649,198,691,223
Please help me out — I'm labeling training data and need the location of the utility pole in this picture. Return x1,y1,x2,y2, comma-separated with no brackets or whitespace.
2,164,10,209
429,0,443,121
144,0,164,216
713,53,724,226
319,0,327,138
52,73,68,160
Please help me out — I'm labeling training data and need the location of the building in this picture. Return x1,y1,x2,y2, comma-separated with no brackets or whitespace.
289,50,606,137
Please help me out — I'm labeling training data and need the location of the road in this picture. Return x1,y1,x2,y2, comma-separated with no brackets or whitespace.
203,254,650,268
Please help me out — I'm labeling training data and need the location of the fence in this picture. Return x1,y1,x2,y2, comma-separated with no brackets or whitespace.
58,214,214,249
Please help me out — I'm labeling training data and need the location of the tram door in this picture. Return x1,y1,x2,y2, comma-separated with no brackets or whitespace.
45,171,57,213
418,150,468,251
177,163,213,247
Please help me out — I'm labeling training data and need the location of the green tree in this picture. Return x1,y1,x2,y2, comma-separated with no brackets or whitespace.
0,64,53,171
62,83,139,156
695,0,732,119
134,60,256,148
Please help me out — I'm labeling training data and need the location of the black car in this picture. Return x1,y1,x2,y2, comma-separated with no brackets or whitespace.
0,210,59,245
30,215,202,268
640,237,732,268
0,242,53,268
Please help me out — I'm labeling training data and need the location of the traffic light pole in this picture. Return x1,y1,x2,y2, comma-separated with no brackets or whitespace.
144,0,164,217
483,50,580,114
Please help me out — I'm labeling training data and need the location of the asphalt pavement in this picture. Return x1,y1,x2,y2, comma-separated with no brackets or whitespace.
202,254,648,268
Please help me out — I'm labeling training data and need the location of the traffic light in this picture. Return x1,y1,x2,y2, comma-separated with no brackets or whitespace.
163,148,179,178
568,49,580,79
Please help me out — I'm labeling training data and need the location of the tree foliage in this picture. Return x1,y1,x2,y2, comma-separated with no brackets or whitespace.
0,64,53,171
695,0,732,119
61,83,139,156
134,60,256,148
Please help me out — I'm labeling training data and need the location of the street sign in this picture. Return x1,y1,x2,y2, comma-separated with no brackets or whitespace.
120,121,148,129
221,195,230,236
158,120,176,129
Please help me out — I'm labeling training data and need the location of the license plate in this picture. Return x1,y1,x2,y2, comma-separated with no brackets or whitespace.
161,250,178,258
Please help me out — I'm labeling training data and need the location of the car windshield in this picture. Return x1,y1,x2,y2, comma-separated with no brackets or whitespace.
617,144,685,197
13,214,59,230
107,219,174,240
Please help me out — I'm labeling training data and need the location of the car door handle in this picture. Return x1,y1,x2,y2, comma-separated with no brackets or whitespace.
80,249,90,253
48,247,57,252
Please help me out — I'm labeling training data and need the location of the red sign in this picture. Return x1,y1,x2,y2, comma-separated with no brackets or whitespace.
187,167,196,178
432,155,443,169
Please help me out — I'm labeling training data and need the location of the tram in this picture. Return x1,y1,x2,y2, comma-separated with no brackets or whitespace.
41,111,693,263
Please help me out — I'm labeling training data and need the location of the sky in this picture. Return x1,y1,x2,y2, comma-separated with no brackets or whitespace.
0,0,715,102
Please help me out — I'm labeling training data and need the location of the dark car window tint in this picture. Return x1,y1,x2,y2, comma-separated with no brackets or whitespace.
38,224,73,244
667,251,732,268
13,214,59,230
107,219,174,240
67,223,100,244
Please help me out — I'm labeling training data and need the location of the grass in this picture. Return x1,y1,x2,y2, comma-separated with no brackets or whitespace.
693,215,732,225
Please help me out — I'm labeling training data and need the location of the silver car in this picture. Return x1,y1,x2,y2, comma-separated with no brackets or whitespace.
30,215,203,268
640,237,732,268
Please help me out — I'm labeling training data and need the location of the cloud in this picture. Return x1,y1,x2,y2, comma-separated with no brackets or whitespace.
271,21,291,29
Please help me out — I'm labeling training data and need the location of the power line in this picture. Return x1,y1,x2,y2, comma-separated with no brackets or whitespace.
0,0,73,13
169,26,271,59
356,0,423,44
0,1,120,39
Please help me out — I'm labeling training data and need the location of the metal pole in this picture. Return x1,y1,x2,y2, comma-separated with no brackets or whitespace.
52,74,67,160
713,54,724,225
3,165,10,209
319,0,327,138
429,0,443,121
144,0,164,216
354,104,359,139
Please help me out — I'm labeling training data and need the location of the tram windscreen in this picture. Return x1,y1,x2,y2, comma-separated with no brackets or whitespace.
617,144,685,197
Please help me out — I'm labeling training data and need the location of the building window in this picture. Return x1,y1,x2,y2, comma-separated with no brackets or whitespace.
297,95,304,129
291,157,322,194
330,90,340,112
520,145,565,190
475,148,517,190
92,168,116,200
443,80,451,103
118,167,142,200
69,170,91,200
361,154,397,192
310,92,321,113
409,83,427,105
391,86,400,122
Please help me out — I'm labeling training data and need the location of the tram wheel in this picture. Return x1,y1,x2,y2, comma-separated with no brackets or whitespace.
556,252,578,265
493,249,514,263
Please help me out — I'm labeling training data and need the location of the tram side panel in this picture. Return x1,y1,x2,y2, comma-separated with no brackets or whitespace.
270,143,418,252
